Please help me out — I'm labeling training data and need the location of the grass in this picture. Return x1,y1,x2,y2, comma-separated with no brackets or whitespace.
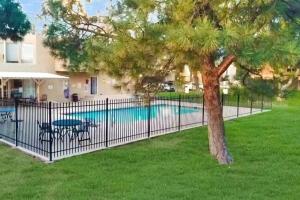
1,92,300,199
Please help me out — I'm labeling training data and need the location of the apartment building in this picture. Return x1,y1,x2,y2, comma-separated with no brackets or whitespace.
0,34,128,101
257,65,300,90
165,64,237,91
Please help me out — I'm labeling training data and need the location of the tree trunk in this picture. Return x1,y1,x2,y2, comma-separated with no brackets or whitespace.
202,55,233,164
278,69,300,98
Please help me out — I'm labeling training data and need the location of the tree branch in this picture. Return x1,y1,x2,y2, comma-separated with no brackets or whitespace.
217,55,235,77
239,64,262,77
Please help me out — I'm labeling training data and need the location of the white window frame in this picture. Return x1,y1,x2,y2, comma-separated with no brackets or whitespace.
21,43,34,63
6,42,20,63
1,41,36,64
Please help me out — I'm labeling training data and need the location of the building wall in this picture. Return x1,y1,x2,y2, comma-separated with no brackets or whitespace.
68,73,91,98
39,73,127,101
0,34,130,101
260,64,275,80
0,34,59,99
222,64,237,81
167,64,236,84
0,34,55,73
98,74,129,95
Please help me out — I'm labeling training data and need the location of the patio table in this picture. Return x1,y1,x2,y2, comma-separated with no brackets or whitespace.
52,119,83,141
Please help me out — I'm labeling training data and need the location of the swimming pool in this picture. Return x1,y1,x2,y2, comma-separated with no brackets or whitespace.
67,104,201,123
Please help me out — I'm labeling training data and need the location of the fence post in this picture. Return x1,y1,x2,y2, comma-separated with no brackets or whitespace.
202,94,205,125
271,98,273,110
178,95,181,131
15,98,18,147
105,98,109,147
261,95,264,112
237,93,240,118
147,97,151,138
250,96,253,115
48,101,53,162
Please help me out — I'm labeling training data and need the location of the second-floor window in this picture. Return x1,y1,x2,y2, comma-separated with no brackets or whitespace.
1,42,34,64
6,43,19,63
21,44,34,63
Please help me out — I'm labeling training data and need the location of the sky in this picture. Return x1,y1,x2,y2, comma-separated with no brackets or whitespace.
19,0,112,32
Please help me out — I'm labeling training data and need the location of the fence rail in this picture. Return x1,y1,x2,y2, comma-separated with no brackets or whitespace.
0,94,272,161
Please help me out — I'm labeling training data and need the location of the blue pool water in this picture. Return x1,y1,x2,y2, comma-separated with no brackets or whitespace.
67,104,200,123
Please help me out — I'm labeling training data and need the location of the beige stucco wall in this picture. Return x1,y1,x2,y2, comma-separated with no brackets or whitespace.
0,34,59,99
98,74,128,95
39,73,128,101
0,33,132,101
0,34,55,73
222,64,237,81
39,79,66,102
260,64,275,80
67,73,128,99
167,63,236,84
69,73,91,98
54,59,68,72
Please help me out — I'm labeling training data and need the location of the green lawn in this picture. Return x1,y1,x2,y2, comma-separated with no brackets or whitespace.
1,93,300,199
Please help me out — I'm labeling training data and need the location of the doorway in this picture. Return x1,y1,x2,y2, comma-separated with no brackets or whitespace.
90,77,97,95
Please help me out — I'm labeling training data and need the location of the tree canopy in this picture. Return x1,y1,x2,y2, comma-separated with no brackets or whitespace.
0,0,31,41
43,0,300,76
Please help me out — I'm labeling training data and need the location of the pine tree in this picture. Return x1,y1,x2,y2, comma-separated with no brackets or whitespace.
43,0,300,164
0,0,31,41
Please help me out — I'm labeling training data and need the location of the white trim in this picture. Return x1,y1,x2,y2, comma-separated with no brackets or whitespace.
21,43,35,64
0,72,68,79
6,42,19,63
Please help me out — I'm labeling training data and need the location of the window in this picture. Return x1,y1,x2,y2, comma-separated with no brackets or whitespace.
90,77,97,95
21,43,34,63
6,43,19,63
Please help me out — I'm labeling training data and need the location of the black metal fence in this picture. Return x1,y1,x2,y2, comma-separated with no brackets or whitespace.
0,94,272,161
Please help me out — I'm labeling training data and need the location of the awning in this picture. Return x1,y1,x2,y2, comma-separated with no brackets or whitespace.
0,72,68,79
0,72,69,101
